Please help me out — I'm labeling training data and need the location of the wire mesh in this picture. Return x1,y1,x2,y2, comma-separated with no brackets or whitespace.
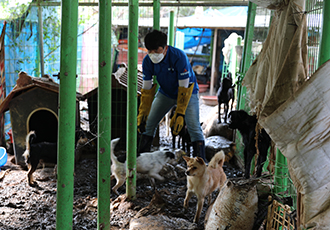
305,0,323,77
0,1,326,208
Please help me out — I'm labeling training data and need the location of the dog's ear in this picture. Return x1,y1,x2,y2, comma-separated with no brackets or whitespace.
196,157,205,165
182,156,190,162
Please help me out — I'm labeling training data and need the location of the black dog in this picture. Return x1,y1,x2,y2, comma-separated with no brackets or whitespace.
23,130,57,186
170,106,191,153
23,129,89,186
228,110,271,179
217,75,235,123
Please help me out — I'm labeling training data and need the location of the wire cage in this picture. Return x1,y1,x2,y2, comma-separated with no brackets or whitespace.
266,196,296,230
0,1,326,227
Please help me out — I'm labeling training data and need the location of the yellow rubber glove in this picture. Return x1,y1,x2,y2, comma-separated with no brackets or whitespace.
137,84,157,133
170,83,194,135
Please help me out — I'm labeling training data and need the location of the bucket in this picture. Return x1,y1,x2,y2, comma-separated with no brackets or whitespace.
0,147,7,169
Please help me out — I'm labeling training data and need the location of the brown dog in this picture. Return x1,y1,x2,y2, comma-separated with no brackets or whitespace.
183,151,227,223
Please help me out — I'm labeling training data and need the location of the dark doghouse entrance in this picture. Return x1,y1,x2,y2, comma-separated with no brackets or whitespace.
28,109,58,143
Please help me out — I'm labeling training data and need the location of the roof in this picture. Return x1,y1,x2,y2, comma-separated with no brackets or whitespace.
82,63,144,100
113,6,270,29
0,72,82,114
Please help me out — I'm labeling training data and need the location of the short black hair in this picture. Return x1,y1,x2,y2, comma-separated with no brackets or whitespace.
144,30,167,50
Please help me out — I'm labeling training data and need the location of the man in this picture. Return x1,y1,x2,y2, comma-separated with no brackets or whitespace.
137,30,206,161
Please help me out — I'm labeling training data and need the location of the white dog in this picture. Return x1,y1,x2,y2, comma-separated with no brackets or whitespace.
111,138,175,195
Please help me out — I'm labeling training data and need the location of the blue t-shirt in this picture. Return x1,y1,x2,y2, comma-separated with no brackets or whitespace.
142,46,199,99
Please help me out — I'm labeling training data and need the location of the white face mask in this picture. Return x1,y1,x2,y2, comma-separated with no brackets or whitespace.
148,53,164,64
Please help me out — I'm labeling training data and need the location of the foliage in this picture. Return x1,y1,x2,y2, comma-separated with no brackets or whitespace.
0,0,31,20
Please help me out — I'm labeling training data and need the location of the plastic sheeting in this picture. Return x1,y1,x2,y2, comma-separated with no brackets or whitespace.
176,28,212,49
243,0,307,117
205,179,258,230
259,60,330,229
240,0,330,228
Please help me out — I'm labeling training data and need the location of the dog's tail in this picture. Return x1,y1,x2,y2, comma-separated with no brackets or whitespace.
208,150,225,169
110,138,121,164
23,130,36,162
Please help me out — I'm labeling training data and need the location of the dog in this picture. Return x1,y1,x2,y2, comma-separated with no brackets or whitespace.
183,150,227,223
110,138,175,195
23,131,57,186
217,75,235,123
228,110,271,179
23,129,90,186
170,106,191,153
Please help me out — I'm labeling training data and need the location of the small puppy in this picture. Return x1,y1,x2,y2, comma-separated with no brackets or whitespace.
23,131,57,186
183,151,227,223
111,138,175,195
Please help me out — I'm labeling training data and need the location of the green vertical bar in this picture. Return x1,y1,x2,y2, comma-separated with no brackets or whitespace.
56,0,78,229
237,1,257,111
98,0,112,229
235,2,257,162
274,149,288,194
168,11,175,46
318,0,330,67
153,0,160,30
126,0,138,201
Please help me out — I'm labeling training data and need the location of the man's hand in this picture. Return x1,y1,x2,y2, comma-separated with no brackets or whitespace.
137,115,147,133
170,113,185,135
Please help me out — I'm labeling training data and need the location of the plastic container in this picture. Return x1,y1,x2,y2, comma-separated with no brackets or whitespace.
0,147,7,169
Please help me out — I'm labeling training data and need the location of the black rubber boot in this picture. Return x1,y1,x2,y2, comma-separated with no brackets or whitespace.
137,134,154,154
192,140,207,163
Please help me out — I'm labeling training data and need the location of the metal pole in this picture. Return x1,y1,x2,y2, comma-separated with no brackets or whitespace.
210,28,218,96
56,0,78,229
98,0,112,229
274,149,288,194
153,0,160,30
37,2,44,77
234,2,256,165
235,36,242,85
318,0,330,67
126,0,138,200
237,1,256,111
168,10,175,46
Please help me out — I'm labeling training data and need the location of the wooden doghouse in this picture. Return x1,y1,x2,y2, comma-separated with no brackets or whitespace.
82,64,159,150
0,72,81,165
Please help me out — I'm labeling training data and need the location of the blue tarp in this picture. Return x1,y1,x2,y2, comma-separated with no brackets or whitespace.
176,7,248,51
176,28,212,49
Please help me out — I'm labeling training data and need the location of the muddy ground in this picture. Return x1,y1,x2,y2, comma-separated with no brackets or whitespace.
0,102,269,230
0,147,244,230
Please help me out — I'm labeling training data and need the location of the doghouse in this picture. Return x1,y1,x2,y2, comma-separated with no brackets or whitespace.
82,64,159,150
0,72,81,165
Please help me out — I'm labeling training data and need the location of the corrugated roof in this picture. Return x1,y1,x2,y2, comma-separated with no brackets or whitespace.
82,63,144,100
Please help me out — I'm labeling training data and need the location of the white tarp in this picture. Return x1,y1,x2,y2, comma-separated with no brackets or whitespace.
259,61,330,229
243,0,307,117
241,0,330,228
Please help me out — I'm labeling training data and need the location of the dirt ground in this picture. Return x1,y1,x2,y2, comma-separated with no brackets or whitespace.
0,101,256,230
0,140,244,230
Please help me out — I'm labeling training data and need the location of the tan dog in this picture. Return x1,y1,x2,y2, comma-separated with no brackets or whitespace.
183,151,227,223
